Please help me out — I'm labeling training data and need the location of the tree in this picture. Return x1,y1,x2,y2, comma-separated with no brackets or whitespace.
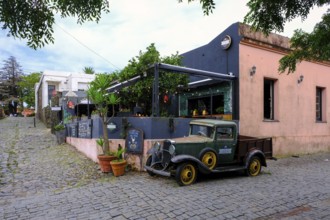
0,56,24,99
0,0,110,49
87,73,120,155
83,67,95,75
17,72,42,108
179,0,215,15
118,43,188,116
0,1,216,49
244,0,330,73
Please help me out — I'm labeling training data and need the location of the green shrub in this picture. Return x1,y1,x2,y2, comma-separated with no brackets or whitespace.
54,123,65,131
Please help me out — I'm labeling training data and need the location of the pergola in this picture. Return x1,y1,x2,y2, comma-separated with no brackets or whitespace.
107,63,236,117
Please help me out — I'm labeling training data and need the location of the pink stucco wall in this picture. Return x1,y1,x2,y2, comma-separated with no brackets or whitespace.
66,137,100,163
66,137,163,171
239,43,330,156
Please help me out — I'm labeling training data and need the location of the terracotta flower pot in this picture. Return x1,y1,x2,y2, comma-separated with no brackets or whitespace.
97,155,117,173
110,160,127,177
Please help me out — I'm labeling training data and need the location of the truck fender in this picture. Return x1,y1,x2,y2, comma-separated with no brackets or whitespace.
171,155,212,174
244,150,267,168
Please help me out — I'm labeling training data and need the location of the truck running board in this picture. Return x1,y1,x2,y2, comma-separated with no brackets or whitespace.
144,165,171,177
211,166,246,173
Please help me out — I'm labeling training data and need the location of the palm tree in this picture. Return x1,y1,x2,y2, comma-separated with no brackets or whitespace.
83,67,95,75
86,73,120,155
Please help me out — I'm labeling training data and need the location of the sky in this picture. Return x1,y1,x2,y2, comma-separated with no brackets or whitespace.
0,0,328,75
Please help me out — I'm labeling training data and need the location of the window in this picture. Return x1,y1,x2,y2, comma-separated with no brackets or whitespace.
187,95,224,116
190,125,213,138
264,79,276,120
216,127,233,140
316,87,326,122
78,82,88,91
48,85,56,104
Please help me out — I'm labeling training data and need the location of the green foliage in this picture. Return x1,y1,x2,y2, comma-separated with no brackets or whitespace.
96,137,104,147
113,144,125,162
118,43,188,115
1,0,217,49
279,11,330,73
54,123,65,131
83,67,95,74
0,56,24,99
0,0,110,49
244,0,317,34
244,0,330,73
17,72,41,107
178,0,216,15
87,73,120,155
216,106,224,114
96,137,115,155
63,115,73,124
87,73,121,118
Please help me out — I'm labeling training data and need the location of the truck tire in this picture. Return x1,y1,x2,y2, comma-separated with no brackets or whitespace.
175,162,197,186
200,150,217,170
246,156,262,176
145,155,156,176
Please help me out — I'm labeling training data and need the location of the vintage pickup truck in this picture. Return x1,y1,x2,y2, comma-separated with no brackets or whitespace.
145,119,275,186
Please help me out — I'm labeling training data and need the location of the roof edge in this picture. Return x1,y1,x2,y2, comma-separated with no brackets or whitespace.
238,23,290,50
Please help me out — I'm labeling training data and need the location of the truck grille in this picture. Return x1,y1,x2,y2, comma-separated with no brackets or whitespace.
163,140,171,151
161,140,172,168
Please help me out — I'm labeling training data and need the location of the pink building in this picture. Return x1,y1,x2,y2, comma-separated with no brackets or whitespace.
182,22,330,156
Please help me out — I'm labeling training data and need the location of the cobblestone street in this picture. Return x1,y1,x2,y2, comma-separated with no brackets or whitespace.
1,117,330,219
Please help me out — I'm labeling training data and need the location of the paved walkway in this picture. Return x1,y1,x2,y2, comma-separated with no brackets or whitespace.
0,117,330,220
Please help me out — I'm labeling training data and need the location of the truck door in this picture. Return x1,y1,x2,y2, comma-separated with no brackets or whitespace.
215,126,236,164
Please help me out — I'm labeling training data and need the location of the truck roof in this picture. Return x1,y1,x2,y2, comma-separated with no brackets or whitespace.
190,119,236,127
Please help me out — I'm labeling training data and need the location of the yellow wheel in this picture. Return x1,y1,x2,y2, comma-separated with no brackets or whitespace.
201,151,217,170
175,163,197,186
247,156,262,176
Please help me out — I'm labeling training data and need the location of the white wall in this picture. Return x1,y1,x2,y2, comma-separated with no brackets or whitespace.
36,71,95,109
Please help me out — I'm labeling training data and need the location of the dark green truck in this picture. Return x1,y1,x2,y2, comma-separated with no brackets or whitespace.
145,119,275,186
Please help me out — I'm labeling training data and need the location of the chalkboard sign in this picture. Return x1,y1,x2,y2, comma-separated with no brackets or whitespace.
78,120,92,139
70,123,78,137
125,128,143,154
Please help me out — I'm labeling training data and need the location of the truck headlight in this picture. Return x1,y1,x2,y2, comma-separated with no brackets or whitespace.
153,142,161,151
169,144,175,155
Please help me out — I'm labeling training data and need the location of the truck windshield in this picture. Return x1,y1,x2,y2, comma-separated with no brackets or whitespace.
190,125,213,138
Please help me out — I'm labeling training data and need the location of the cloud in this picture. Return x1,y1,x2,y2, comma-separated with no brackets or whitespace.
0,0,327,74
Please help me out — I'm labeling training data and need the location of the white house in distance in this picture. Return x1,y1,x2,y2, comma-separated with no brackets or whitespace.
35,71,95,122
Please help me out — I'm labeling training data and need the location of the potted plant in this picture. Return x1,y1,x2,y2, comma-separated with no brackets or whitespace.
110,144,127,177
96,137,116,173
216,106,224,114
87,74,121,172
54,123,66,144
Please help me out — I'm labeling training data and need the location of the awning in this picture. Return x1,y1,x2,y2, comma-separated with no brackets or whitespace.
106,75,142,93
105,63,236,117
153,63,235,81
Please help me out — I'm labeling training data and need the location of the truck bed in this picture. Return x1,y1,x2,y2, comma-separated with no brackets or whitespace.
236,135,273,159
